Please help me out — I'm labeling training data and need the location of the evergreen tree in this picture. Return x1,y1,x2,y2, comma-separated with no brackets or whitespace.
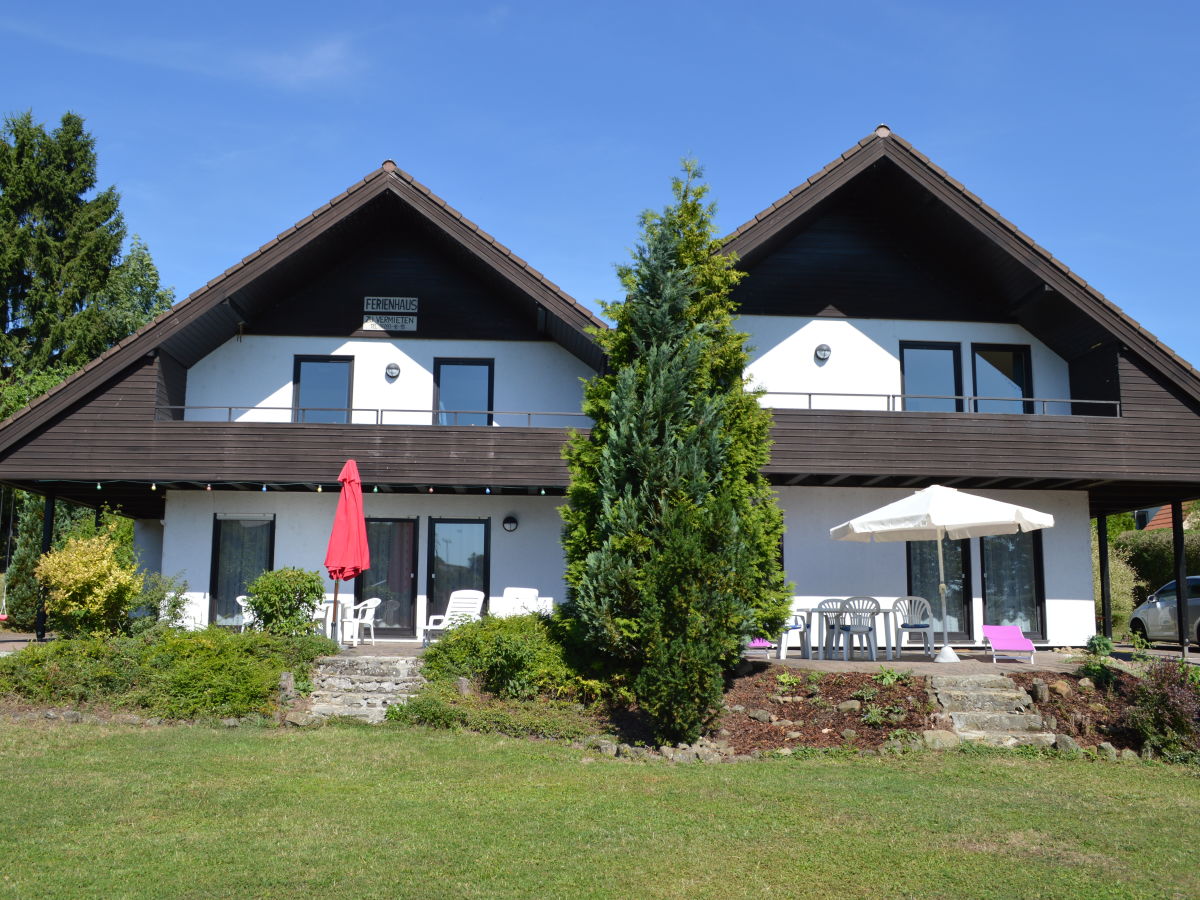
561,162,790,743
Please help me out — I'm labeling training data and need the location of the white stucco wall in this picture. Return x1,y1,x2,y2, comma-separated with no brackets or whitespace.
740,317,1071,412
132,519,164,574
776,486,1095,646
184,336,593,427
161,489,568,636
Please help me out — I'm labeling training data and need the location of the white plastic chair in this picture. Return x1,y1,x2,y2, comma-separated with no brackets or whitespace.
235,596,257,632
312,601,334,640
341,598,381,647
837,596,880,661
893,595,935,658
815,598,845,659
424,589,484,645
778,606,811,659
493,587,545,618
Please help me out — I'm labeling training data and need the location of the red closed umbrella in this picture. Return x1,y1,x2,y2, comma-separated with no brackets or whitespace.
324,459,370,641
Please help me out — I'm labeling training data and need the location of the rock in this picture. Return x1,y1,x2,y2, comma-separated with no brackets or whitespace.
775,719,794,728
43,710,59,720
728,704,745,713
454,677,473,697
144,717,162,727
696,748,723,764
747,708,772,723
284,710,315,727
785,731,802,740
1049,680,1073,698
61,710,83,723
1120,748,1139,762
768,714,779,723
674,749,698,763
1054,734,1082,754
922,730,961,750
1097,742,1118,761
1077,677,1095,692
1088,702,1109,714
220,717,240,728
1031,679,1050,703
1044,715,1057,732
279,671,298,703
841,729,858,741
113,714,144,726
659,745,675,760
836,700,861,713
596,740,618,758
717,729,731,739
732,755,753,763
81,713,103,725
775,747,793,757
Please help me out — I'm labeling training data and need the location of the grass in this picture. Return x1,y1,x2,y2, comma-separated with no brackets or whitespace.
0,722,1197,899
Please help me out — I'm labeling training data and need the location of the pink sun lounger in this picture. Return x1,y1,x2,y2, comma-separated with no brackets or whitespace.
982,625,1036,664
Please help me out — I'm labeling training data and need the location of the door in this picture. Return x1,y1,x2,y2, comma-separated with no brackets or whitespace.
356,519,418,638
210,515,275,627
427,519,490,618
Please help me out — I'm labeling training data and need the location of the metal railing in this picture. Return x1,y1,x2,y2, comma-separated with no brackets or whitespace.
156,405,592,428
759,392,1121,416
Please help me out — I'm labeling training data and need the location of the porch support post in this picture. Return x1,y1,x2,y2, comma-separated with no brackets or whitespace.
1097,515,1112,639
35,493,55,642
1171,501,1190,660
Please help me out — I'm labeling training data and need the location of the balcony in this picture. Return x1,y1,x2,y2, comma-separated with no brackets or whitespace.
157,405,591,428
759,391,1120,416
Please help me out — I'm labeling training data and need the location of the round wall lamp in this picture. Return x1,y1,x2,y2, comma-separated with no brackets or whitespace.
384,362,401,379
814,344,831,362
502,515,519,533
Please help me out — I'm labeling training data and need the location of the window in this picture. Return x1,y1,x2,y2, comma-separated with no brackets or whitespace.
427,519,490,618
357,519,419,637
971,344,1033,414
906,537,972,641
900,342,962,412
209,515,275,627
433,358,494,426
981,531,1045,640
293,356,353,424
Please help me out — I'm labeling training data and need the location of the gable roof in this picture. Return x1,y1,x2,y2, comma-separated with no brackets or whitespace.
723,125,1200,406
0,161,605,446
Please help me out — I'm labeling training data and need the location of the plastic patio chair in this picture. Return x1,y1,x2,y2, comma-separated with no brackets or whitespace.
423,590,484,646
778,608,811,659
815,599,846,659
341,597,381,648
837,596,881,661
982,624,1036,664
235,596,257,632
893,596,935,659
312,601,334,639
492,587,545,618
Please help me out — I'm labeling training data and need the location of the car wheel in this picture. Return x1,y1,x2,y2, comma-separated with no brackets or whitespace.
1130,619,1148,643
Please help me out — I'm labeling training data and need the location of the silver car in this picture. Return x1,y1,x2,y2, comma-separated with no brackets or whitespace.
1130,576,1200,644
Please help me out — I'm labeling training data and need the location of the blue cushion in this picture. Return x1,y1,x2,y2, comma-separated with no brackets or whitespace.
901,623,930,628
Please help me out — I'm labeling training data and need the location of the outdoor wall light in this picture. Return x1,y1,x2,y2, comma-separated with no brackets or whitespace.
502,515,519,533
384,362,401,379
814,344,831,362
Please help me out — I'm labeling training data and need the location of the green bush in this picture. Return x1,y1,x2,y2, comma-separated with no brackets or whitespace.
421,613,603,702
1085,634,1114,658
0,627,336,719
385,680,597,740
1091,525,1143,635
1112,529,1200,605
245,568,325,636
35,529,143,637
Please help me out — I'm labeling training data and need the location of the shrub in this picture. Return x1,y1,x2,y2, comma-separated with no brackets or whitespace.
385,680,597,740
1085,634,1114,658
1091,525,1144,635
35,529,144,637
129,572,190,633
1111,529,1200,605
245,568,325,636
422,613,602,702
0,627,336,719
1124,659,1200,759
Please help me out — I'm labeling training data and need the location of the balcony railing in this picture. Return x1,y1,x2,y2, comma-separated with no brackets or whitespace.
759,392,1121,416
156,406,592,428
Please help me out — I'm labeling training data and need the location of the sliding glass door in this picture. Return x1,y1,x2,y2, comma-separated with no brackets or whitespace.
210,515,275,627
427,519,489,618
906,536,971,641
356,519,418,637
982,531,1045,639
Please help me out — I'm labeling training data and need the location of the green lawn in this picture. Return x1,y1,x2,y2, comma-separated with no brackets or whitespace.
0,722,1195,899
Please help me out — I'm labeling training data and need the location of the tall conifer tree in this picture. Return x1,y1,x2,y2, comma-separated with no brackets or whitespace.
562,162,790,743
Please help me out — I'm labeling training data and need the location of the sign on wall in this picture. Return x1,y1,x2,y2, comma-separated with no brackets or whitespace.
363,297,418,332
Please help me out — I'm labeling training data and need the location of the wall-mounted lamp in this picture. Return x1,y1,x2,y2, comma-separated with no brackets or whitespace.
384,362,401,379
502,515,518,533
814,344,831,362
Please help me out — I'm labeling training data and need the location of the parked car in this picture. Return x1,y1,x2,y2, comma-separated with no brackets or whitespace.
1129,576,1200,644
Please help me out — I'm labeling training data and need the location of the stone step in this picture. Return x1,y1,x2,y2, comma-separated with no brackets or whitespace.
309,690,418,707
315,656,421,677
936,689,1032,713
956,730,1057,749
312,675,425,692
930,674,1015,691
308,704,389,724
947,711,1045,732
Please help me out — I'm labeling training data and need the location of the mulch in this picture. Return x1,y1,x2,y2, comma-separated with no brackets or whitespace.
1009,670,1142,750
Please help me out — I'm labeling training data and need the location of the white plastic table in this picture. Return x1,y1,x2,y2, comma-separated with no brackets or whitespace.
777,598,897,661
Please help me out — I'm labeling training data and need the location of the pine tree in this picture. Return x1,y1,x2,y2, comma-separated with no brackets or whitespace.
561,162,790,743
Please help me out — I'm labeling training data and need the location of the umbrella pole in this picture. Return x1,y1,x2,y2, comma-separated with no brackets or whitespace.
934,534,960,663
332,579,340,645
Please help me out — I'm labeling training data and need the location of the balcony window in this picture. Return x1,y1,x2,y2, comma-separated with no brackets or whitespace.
972,344,1033,414
900,342,962,412
434,358,494,426
293,356,353,424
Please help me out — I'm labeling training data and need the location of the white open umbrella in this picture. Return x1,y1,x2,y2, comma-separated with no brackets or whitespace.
829,485,1054,662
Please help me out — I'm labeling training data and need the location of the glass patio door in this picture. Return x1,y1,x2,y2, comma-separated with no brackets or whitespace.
427,519,490,618
210,515,275,627
356,519,418,637
906,536,971,641
982,531,1045,639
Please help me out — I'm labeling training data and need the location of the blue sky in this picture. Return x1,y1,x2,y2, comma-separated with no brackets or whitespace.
3,1,1198,365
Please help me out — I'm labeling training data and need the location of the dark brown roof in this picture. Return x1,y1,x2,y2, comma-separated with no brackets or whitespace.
724,124,1200,405
0,163,605,446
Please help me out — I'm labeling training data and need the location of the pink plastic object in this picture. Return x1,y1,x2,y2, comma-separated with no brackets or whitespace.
981,624,1036,664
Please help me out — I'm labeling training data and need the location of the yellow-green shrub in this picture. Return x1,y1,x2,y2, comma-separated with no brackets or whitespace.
35,530,144,637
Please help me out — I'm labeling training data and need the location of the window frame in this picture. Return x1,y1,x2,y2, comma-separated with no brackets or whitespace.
970,343,1034,414
905,537,973,642
208,514,276,626
899,341,963,412
426,517,492,617
432,358,495,426
980,530,1046,641
292,355,355,424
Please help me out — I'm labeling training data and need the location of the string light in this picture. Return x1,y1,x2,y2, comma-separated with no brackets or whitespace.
95,482,101,490
539,488,546,496
372,485,379,493
316,484,323,493
427,486,434,494
205,484,212,491
484,487,491,495
261,484,267,492
150,483,157,491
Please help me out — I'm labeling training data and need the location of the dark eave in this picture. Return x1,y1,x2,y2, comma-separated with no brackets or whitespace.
724,125,1200,406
